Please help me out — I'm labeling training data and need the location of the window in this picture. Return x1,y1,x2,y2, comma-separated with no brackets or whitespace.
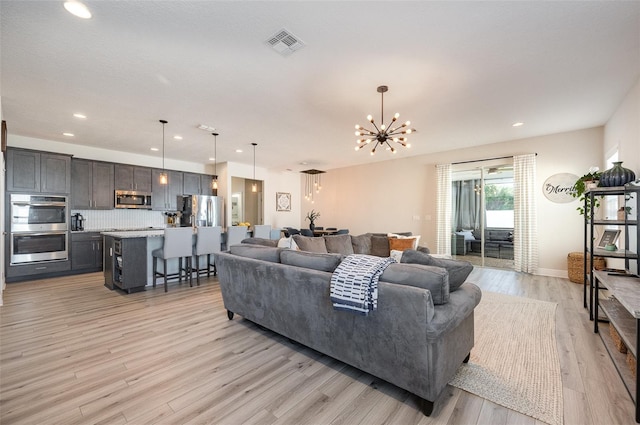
485,180,514,228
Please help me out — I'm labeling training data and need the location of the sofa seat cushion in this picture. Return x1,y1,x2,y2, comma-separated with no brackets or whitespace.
400,249,473,291
380,263,450,305
230,244,282,263
324,234,355,255
280,250,344,272
293,235,328,253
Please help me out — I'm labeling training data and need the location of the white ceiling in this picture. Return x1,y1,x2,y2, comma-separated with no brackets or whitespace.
1,1,639,173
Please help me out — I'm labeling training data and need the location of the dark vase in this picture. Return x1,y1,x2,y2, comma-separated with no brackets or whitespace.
600,161,636,187
309,222,315,232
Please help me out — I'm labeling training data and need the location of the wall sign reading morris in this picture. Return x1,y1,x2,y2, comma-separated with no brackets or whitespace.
542,173,579,203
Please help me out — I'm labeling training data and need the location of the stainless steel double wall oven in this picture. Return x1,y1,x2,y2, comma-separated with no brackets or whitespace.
9,194,69,264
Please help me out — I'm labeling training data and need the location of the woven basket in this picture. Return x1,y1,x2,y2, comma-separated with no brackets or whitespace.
567,252,606,284
609,325,628,353
628,351,636,378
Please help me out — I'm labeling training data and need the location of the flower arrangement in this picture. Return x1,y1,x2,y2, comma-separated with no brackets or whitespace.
305,209,321,223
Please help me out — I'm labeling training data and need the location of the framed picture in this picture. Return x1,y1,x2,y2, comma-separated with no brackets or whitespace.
276,192,291,211
597,229,621,248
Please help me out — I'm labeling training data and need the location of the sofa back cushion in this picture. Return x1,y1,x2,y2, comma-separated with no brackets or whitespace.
400,249,473,291
280,250,343,272
380,263,450,304
230,244,282,263
292,235,328,253
324,234,355,255
241,237,278,247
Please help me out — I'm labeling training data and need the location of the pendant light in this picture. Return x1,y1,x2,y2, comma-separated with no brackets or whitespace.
251,142,258,193
355,85,416,155
211,132,219,190
159,120,168,185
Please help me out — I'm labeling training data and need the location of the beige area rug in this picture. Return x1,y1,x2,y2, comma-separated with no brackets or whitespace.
449,291,563,425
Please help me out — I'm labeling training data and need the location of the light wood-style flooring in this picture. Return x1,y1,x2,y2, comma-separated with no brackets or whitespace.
0,268,635,424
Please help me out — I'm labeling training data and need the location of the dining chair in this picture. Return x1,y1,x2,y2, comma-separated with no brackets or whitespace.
193,226,222,285
253,224,271,239
326,227,338,231
300,229,314,237
336,229,350,235
152,227,194,292
226,225,248,250
284,227,300,237
314,226,324,230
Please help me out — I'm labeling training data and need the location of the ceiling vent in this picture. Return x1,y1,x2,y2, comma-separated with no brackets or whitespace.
266,28,305,57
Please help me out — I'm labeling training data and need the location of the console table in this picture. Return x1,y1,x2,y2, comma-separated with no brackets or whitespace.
594,270,640,422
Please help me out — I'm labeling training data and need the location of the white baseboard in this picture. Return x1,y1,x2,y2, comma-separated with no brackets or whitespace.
535,268,568,278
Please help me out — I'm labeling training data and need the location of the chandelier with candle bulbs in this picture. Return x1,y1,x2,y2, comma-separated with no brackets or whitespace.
355,85,416,155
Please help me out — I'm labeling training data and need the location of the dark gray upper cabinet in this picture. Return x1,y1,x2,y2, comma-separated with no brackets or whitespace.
183,172,201,195
71,159,114,209
151,169,183,211
201,174,214,196
6,148,71,194
114,164,152,192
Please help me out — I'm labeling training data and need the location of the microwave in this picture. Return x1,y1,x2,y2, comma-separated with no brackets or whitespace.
115,190,152,209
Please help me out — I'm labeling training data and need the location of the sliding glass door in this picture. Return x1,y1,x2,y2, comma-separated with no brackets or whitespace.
451,163,514,269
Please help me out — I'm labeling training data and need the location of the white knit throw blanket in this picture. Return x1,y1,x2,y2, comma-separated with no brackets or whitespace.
330,254,396,315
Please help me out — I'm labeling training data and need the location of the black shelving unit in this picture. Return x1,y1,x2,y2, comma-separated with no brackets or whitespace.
585,182,640,422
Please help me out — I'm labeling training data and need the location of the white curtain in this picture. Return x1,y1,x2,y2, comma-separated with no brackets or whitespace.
513,154,538,273
436,163,452,255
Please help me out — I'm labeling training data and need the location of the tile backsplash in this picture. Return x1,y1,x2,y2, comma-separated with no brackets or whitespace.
72,209,168,230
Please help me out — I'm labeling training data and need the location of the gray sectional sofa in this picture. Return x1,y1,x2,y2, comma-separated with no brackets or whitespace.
214,234,482,415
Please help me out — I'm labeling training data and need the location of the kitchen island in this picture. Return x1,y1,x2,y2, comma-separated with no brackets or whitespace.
101,228,247,292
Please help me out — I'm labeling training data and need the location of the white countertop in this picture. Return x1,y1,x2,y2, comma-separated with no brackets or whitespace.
100,229,166,238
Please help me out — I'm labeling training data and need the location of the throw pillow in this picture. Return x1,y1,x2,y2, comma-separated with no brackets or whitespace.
380,263,450,305
280,250,343,273
388,237,416,252
455,230,475,241
370,235,391,257
324,234,355,255
400,249,473,291
389,249,404,262
277,236,299,250
350,233,372,254
292,235,328,253
388,232,421,249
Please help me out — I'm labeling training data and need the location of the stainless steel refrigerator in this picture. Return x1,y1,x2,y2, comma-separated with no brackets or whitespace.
178,195,224,228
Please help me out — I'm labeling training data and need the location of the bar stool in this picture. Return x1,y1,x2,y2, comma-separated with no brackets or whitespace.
226,225,248,250
193,226,221,285
253,224,271,239
152,227,194,292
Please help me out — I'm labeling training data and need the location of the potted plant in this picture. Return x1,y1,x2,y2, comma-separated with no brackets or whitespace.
305,209,321,231
572,167,602,216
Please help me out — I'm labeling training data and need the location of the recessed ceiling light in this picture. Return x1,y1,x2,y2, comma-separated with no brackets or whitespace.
512,122,524,127
236,149,243,153
73,113,86,119
63,132,74,137
64,1,92,19
150,147,159,152
174,135,183,140
198,124,216,132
